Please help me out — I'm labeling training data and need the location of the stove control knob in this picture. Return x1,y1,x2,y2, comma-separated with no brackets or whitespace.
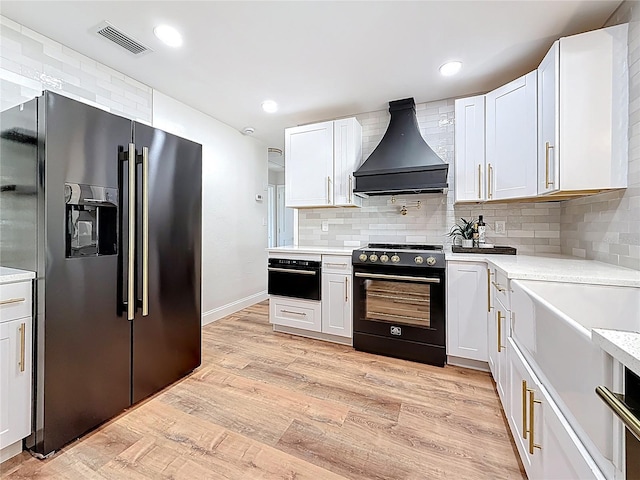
391,255,400,263
380,254,389,263
359,253,368,262
369,254,378,262
426,256,437,266
414,256,424,265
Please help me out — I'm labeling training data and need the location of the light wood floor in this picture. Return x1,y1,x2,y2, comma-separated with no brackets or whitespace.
1,301,525,479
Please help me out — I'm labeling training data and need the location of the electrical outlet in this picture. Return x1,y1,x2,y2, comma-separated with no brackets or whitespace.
495,221,506,235
321,220,329,232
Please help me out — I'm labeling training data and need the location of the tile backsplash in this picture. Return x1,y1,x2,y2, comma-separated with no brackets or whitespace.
0,15,152,123
299,100,562,255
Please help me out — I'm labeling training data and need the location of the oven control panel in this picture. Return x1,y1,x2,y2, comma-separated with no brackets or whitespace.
352,247,444,269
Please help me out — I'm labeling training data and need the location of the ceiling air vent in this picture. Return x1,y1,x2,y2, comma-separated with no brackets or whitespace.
93,21,151,56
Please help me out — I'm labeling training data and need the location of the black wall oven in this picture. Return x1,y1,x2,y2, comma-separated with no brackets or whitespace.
268,258,321,301
352,244,446,367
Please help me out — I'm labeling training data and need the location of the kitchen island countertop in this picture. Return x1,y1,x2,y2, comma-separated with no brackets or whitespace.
0,266,36,284
446,252,640,287
593,329,640,378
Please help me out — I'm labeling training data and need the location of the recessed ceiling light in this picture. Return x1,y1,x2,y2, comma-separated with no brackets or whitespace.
241,126,255,135
261,100,278,113
153,25,183,47
439,61,462,77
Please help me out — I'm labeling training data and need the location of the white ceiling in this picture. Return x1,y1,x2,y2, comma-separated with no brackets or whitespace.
1,1,622,151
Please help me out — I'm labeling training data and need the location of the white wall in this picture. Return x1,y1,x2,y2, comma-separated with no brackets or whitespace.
152,92,269,324
0,14,270,322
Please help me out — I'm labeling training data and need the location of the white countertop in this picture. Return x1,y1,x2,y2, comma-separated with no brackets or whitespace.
0,267,36,284
267,245,358,256
447,252,640,287
593,329,640,378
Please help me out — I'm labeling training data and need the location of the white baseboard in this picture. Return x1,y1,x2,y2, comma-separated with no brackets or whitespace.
201,290,268,325
0,440,23,463
447,355,490,372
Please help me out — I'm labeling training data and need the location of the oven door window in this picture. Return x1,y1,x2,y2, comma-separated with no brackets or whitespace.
364,279,431,328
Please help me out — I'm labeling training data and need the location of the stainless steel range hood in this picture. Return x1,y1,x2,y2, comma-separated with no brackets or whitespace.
353,98,448,196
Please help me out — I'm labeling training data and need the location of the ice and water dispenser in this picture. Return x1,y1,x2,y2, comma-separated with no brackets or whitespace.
65,183,118,258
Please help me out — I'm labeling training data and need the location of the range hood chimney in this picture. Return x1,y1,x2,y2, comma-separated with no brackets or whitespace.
353,98,448,196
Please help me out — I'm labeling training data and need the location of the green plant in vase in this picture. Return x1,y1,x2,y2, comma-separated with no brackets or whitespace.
448,218,477,247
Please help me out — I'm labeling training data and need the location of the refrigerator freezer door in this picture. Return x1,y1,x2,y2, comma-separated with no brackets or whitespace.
131,122,202,404
33,92,132,456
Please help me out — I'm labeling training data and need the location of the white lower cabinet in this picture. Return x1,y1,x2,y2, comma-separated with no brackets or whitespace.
269,296,322,332
488,292,510,405
446,261,488,362
269,253,353,343
0,279,33,461
508,338,605,479
321,273,352,338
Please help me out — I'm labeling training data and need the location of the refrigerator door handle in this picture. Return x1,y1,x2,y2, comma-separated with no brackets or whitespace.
142,146,149,317
127,143,136,321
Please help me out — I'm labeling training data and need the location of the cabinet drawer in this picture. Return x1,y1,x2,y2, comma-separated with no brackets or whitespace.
322,255,352,274
0,281,32,324
492,268,510,310
269,296,322,332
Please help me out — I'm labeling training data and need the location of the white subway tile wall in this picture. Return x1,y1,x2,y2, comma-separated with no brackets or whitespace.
558,3,640,270
298,100,563,255
0,15,152,122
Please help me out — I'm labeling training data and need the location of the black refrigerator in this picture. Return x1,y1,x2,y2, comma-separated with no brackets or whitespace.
0,91,202,457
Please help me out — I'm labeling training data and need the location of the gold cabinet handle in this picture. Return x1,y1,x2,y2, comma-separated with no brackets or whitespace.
487,163,493,199
528,388,542,454
522,380,528,439
348,175,353,203
327,176,331,204
545,142,555,189
18,322,25,372
478,164,482,199
487,269,492,312
345,277,349,302
491,280,506,292
0,297,26,306
281,310,306,316
497,311,505,352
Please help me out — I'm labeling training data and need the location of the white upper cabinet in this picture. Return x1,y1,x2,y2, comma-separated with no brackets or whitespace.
285,118,362,208
486,70,538,200
285,121,334,207
538,24,628,196
454,96,486,202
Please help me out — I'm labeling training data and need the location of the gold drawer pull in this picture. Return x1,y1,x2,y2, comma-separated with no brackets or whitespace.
0,297,26,306
528,388,542,454
522,380,528,439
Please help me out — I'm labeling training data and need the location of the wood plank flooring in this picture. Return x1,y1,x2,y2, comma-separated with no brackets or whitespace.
1,301,525,479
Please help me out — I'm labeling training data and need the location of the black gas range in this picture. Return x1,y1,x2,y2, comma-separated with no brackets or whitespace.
351,243,446,367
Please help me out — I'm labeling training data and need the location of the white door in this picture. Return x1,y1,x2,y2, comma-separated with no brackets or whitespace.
321,273,352,338
454,96,486,202
486,71,538,200
285,121,334,207
538,41,559,194
267,184,275,248
446,262,488,361
276,185,294,246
